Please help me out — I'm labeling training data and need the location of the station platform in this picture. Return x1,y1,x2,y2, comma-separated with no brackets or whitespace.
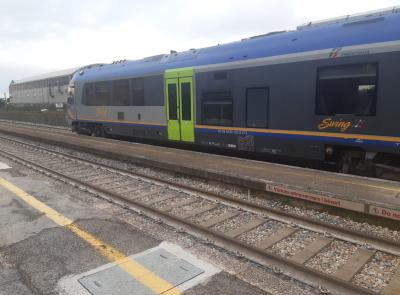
0,156,279,295
0,123,399,222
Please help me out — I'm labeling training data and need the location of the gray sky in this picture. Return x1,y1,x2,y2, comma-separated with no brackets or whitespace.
1,0,399,96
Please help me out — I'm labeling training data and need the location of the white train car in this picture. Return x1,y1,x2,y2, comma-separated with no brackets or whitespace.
9,65,100,106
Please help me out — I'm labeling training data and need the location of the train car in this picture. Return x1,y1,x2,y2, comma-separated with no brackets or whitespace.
9,65,101,106
67,7,400,173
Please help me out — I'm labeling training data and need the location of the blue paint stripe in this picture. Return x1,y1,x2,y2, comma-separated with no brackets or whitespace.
195,127,399,149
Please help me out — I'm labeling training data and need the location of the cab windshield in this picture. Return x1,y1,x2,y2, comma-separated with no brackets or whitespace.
67,84,75,105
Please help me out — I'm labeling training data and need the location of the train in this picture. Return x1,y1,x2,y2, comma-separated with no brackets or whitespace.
66,7,400,174
9,65,101,106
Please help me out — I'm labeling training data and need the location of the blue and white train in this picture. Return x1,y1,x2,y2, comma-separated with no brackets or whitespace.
67,7,400,173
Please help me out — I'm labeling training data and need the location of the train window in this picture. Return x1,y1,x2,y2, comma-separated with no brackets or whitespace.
82,83,95,105
95,82,111,106
181,82,192,121
168,84,178,120
143,76,164,106
111,79,131,106
316,63,377,116
246,88,269,128
132,78,144,106
202,92,233,126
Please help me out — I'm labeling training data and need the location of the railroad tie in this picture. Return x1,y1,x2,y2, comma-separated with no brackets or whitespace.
75,171,104,179
333,248,376,281
39,159,61,165
61,167,89,175
139,191,175,204
159,198,197,212
288,237,332,264
382,264,400,295
254,227,298,250
100,180,134,190
118,184,154,196
199,211,240,228
89,177,116,186
224,218,266,238
84,174,110,183
180,203,218,219
120,184,156,195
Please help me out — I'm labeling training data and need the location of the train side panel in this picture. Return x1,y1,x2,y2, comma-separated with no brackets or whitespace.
193,51,400,161
74,75,167,140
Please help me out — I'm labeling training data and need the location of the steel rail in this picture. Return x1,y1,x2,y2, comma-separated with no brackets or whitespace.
0,146,377,295
1,135,399,255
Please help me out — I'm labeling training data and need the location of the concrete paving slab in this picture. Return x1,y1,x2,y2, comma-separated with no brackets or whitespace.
0,266,20,285
79,266,155,295
59,242,220,295
0,280,34,295
79,248,204,295
0,160,160,295
0,161,11,170
136,250,204,286
0,182,57,247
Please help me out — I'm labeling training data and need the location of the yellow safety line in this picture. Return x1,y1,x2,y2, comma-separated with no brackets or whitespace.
0,177,180,295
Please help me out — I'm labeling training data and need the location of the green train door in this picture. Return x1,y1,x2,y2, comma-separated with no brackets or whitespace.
166,78,180,140
165,68,195,142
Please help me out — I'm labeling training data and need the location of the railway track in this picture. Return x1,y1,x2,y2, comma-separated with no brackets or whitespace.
0,136,399,295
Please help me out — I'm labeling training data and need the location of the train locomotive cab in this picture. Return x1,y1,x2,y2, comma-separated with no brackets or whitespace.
66,80,77,130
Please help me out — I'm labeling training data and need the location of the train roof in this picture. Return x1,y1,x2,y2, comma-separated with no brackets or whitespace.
11,64,102,85
75,6,400,83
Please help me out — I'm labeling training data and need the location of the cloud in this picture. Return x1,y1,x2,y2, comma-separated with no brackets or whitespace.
1,0,399,95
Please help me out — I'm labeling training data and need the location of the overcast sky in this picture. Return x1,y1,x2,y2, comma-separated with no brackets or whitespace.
1,0,399,96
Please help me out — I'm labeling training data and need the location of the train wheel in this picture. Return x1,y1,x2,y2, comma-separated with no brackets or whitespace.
77,128,86,135
94,126,104,137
